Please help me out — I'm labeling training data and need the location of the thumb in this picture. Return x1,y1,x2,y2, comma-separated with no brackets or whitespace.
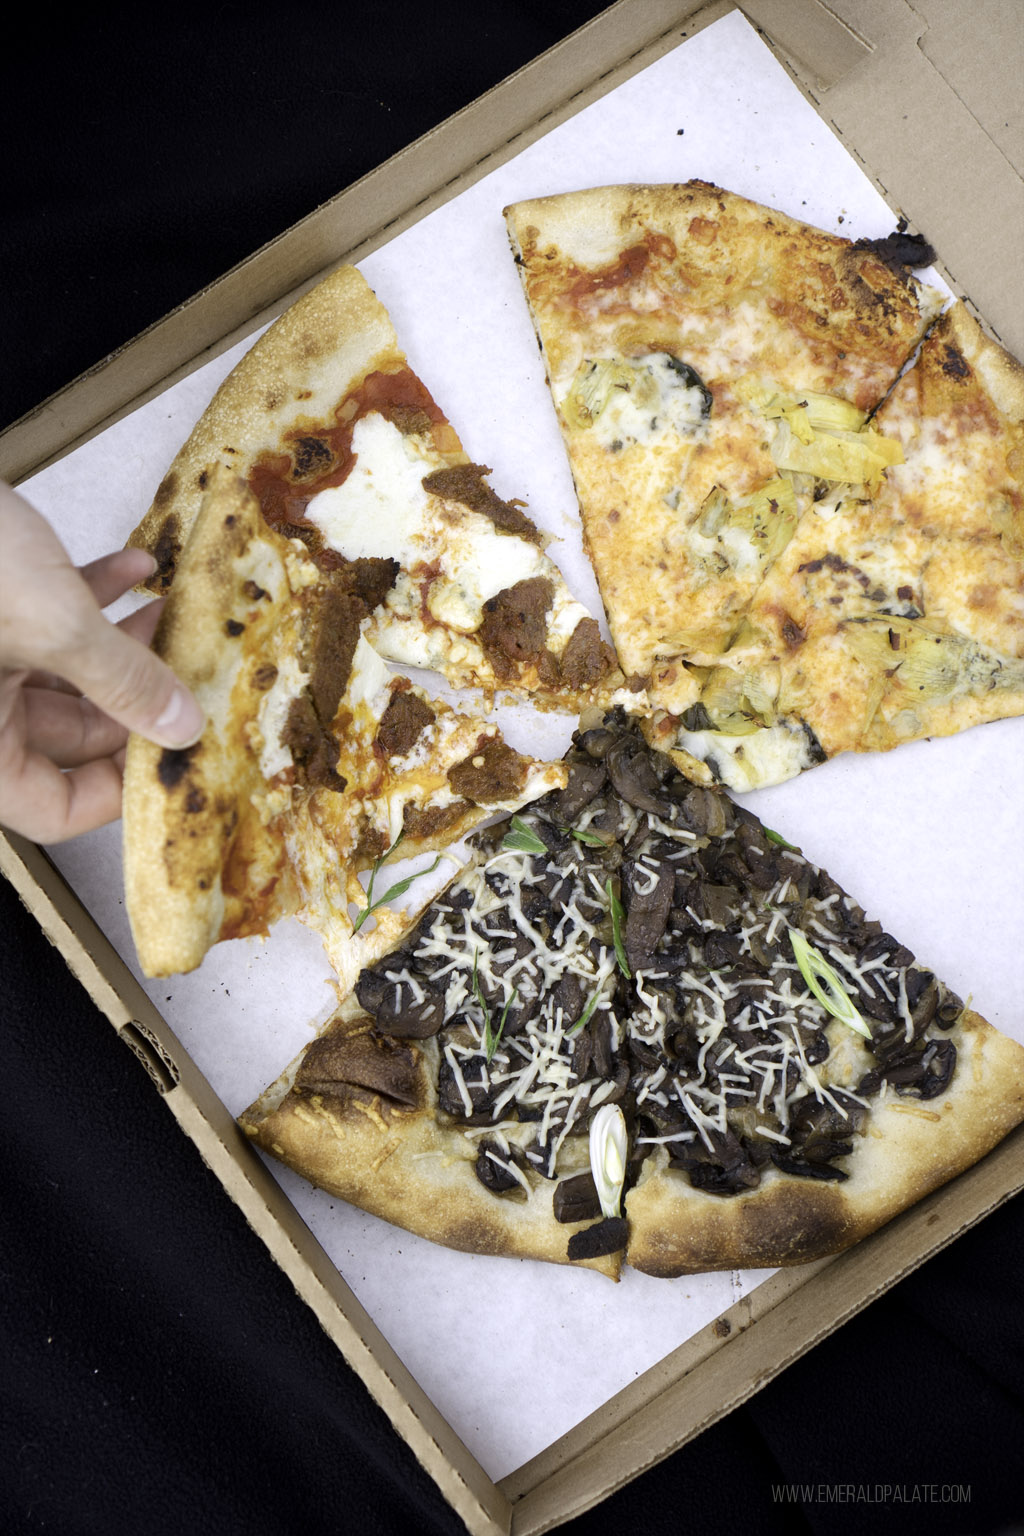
62,614,206,749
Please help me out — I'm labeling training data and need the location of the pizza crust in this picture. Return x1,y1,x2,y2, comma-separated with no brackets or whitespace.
240,1021,621,1279
625,1010,1024,1277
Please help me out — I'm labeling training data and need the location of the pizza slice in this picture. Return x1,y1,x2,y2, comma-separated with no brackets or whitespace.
240,713,1024,1278
645,302,1024,788
123,467,566,989
127,264,626,708
503,181,942,714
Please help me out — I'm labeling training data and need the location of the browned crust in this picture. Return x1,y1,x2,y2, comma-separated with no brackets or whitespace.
505,180,938,379
936,301,1024,422
240,1023,621,1278
123,468,301,976
625,1010,1024,1277
128,265,403,592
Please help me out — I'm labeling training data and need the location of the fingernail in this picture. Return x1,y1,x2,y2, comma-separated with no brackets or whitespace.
153,686,205,747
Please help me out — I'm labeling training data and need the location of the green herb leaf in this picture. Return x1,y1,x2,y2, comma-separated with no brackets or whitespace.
789,928,871,1038
764,827,798,851
570,826,610,847
487,988,518,1062
569,985,603,1035
605,877,631,979
589,1104,628,1220
501,815,548,855
352,830,440,933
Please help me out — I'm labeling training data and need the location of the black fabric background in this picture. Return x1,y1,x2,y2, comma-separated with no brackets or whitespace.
2,6,1022,1533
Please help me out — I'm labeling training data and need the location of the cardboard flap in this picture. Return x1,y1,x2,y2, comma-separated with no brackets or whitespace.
739,0,873,86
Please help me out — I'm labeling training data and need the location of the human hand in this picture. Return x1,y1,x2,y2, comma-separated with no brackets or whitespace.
0,482,204,842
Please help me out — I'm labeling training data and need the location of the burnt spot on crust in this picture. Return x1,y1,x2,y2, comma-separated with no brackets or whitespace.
941,344,971,380
479,577,555,680
243,580,269,601
742,1180,852,1265
153,471,179,511
157,744,198,790
150,514,181,593
447,738,529,803
225,619,245,637
852,227,936,279
252,664,278,692
375,688,435,759
185,786,206,815
422,463,543,545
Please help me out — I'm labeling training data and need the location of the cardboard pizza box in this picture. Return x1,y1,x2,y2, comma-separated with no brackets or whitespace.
3,3,1023,1532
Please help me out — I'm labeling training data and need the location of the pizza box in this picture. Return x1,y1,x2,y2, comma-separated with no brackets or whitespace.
2,3,1023,1533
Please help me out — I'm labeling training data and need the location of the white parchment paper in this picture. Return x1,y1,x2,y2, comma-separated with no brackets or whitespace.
22,13,1024,1479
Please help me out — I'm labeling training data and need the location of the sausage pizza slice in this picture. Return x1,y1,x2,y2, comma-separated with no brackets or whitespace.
127,265,626,709
123,468,566,990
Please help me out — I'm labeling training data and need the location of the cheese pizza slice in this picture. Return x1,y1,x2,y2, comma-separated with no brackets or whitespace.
128,264,627,709
504,181,942,716
123,468,566,989
240,714,1024,1278
645,303,1024,788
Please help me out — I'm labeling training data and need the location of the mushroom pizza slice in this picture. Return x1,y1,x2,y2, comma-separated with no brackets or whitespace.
239,715,1024,1276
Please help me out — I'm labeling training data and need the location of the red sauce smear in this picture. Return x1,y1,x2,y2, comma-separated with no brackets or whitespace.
247,367,447,555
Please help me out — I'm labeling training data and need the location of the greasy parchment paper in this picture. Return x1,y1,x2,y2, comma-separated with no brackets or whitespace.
22,12,1024,1480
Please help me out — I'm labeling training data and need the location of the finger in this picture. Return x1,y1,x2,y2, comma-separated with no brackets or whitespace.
20,684,130,768
54,613,205,750
0,678,124,841
79,547,158,608
118,598,165,648
0,747,125,843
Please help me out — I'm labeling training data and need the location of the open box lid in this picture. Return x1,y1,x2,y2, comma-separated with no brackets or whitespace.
3,4,1023,1534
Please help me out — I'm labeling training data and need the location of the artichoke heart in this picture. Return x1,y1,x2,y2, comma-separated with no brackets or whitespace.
693,478,799,571
841,616,1024,701
685,664,778,736
562,353,712,448
771,419,903,488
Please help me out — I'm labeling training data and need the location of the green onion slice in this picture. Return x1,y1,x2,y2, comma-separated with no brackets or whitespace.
605,877,631,979
789,928,871,1038
589,1104,628,1220
501,815,547,855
